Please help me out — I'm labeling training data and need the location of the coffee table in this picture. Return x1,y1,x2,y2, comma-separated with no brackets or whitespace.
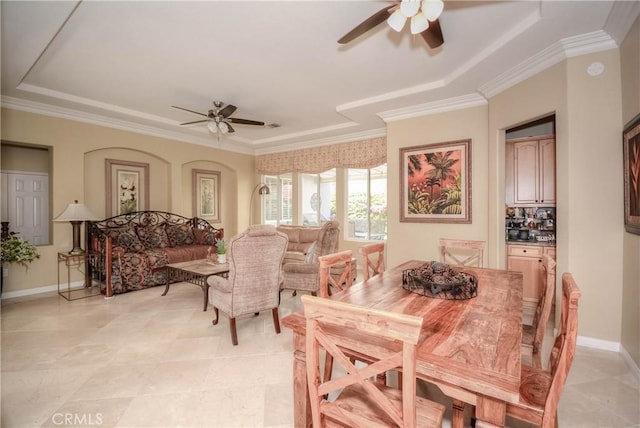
162,259,229,311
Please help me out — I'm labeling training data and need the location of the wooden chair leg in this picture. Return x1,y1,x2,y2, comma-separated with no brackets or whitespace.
211,307,220,325
272,308,281,334
229,317,238,346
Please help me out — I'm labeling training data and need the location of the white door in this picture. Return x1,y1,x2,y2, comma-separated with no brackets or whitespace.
1,172,49,245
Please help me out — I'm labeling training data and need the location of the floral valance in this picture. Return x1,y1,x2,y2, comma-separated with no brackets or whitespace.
255,136,387,175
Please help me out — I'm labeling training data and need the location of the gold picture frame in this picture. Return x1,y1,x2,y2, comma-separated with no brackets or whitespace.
105,159,149,217
623,113,640,235
400,139,471,223
192,169,221,223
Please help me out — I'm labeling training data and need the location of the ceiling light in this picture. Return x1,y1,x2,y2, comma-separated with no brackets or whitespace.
387,9,406,32
421,0,444,22
400,0,421,18
207,121,229,135
410,13,429,34
218,122,229,134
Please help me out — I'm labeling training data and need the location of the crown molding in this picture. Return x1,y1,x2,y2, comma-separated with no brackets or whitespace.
1,96,255,155
479,30,617,99
377,93,487,123
604,0,640,46
254,128,386,155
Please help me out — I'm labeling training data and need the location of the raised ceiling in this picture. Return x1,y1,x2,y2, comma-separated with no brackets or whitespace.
1,1,638,155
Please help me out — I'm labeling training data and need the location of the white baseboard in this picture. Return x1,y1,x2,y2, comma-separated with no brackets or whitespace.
620,344,640,382
577,334,621,352
1,281,85,299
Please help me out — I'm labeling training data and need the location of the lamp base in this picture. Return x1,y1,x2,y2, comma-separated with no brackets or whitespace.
68,247,85,256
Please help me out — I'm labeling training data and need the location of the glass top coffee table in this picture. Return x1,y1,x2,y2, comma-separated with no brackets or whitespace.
162,259,229,311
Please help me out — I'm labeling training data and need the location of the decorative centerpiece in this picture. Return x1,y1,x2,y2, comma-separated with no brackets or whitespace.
215,238,227,264
402,261,477,300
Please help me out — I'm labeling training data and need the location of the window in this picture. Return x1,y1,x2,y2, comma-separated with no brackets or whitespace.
263,173,292,225
346,164,387,240
301,169,336,226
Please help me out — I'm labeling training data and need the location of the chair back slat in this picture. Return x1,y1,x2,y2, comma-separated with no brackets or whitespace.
302,295,425,428
318,250,353,298
439,238,485,267
530,255,556,367
361,242,385,280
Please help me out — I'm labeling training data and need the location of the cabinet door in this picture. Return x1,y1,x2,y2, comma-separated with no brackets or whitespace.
513,141,539,204
539,139,556,204
507,254,542,302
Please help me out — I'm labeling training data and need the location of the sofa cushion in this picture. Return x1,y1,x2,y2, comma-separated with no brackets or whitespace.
163,245,210,264
193,228,221,245
106,226,145,253
299,228,320,244
137,223,170,249
277,227,300,243
165,223,195,247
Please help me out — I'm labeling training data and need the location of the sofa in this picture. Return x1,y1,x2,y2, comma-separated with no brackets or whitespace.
280,221,357,295
87,211,223,297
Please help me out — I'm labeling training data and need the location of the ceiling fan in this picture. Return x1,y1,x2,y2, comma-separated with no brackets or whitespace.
338,0,445,49
172,101,265,135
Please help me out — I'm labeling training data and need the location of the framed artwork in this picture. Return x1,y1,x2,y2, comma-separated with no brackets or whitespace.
400,139,471,223
192,169,221,223
105,159,149,217
623,113,640,235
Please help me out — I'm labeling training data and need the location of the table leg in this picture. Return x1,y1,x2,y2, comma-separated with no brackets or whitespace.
452,399,466,428
203,281,209,311
162,267,171,296
475,396,506,428
292,332,311,428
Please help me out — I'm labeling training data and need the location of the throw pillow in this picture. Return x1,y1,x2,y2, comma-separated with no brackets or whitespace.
192,228,221,245
136,223,170,249
165,223,195,247
304,241,318,264
106,226,145,253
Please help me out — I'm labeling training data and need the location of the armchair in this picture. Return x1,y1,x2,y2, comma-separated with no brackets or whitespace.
207,225,288,345
281,221,344,295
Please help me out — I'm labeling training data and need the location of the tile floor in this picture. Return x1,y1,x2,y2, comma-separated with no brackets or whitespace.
1,284,638,427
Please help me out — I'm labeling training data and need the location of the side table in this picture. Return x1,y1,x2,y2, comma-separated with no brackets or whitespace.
57,252,102,301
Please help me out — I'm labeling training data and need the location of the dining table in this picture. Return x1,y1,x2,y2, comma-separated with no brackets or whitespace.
281,260,523,428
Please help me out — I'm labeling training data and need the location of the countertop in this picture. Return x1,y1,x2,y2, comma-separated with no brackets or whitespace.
505,239,556,247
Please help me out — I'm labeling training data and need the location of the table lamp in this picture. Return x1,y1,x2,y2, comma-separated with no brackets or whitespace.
53,200,99,255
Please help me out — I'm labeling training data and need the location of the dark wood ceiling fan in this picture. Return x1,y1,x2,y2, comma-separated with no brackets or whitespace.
338,1,444,49
172,101,264,134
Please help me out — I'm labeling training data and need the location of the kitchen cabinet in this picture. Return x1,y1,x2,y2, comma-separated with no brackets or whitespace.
506,244,556,315
506,136,555,206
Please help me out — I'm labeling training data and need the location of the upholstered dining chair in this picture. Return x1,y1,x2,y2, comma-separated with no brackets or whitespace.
522,254,556,368
503,272,581,428
301,294,445,428
360,242,385,280
439,238,485,267
207,225,288,345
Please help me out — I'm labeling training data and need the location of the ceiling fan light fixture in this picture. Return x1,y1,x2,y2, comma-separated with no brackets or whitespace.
387,9,407,32
218,122,229,134
207,121,218,134
421,0,444,22
410,13,429,34
400,0,421,18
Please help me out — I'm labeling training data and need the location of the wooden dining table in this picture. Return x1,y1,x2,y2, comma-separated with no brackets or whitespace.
281,260,523,428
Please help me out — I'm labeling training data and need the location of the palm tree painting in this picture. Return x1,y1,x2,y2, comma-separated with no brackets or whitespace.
624,115,640,235
400,140,471,223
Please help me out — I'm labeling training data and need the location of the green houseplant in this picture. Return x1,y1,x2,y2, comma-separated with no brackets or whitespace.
215,238,227,255
1,233,40,267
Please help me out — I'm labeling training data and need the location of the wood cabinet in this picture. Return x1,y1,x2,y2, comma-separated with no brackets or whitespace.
506,136,555,206
506,244,556,315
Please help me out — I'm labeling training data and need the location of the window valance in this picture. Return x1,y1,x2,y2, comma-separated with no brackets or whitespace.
255,136,387,175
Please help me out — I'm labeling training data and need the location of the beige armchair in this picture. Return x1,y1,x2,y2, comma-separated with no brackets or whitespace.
207,225,288,346
281,221,354,295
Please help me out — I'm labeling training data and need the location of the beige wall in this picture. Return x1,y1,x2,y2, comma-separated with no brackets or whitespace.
1,143,50,173
386,105,489,268
620,15,640,367
1,108,255,294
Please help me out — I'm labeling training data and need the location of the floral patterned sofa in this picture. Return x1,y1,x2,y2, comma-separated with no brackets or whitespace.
87,211,223,297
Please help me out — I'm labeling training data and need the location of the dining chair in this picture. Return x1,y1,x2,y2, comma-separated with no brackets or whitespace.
207,225,288,345
504,272,581,428
318,249,353,298
301,294,445,428
360,242,385,280
522,254,556,368
439,238,485,267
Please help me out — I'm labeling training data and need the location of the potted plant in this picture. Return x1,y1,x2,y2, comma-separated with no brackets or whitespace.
1,233,40,268
215,238,227,263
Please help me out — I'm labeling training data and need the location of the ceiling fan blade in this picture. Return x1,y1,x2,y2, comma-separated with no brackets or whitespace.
218,104,237,118
338,4,396,44
228,117,265,126
226,123,236,133
171,105,208,117
420,19,444,49
180,119,210,126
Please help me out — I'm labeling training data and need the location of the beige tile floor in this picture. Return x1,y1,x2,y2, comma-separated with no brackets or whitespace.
1,284,638,428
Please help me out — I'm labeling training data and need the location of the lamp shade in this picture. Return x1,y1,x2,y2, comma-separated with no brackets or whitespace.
410,13,429,34
421,0,444,21
387,9,407,32
53,201,98,222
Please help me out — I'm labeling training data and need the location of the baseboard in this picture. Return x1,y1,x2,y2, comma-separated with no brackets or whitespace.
620,344,640,382
577,334,621,352
1,281,85,299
